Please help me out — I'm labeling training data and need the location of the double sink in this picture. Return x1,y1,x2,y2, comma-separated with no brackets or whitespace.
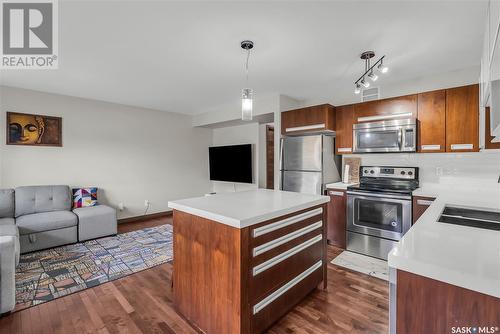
439,206,500,231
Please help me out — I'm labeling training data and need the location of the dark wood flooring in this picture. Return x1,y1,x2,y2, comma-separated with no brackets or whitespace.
0,216,389,333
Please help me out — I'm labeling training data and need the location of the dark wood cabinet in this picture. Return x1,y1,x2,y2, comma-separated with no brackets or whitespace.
281,104,335,135
445,84,479,152
353,95,417,123
417,90,446,153
334,105,354,154
412,196,435,223
396,270,500,334
326,189,346,248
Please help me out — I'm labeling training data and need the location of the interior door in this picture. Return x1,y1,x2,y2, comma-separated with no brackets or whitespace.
282,171,322,195
282,135,322,171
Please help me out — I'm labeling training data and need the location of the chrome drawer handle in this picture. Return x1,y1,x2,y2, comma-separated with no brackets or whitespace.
253,260,322,314
421,144,441,150
450,144,473,150
252,208,323,238
416,199,434,206
252,234,322,276
337,148,352,153
285,123,325,132
253,221,323,257
329,191,344,196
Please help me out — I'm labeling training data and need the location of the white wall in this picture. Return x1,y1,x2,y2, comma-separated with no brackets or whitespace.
211,122,259,192
0,86,212,219
344,151,500,187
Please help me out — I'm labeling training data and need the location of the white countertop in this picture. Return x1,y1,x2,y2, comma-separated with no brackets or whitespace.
325,182,357,190
168,189,329,229
389,183,500,298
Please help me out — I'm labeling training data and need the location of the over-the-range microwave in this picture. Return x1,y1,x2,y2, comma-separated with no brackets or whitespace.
352,118,417,153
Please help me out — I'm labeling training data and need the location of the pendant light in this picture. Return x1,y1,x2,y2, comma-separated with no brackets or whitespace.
241,40,254,121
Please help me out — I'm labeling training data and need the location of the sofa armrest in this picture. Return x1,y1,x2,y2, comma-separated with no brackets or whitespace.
0,236,16,314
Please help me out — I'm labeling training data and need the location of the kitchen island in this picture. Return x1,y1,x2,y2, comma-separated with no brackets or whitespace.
168,189,329,334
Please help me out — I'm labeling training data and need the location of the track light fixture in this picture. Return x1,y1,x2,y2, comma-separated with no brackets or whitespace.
354,51,388,94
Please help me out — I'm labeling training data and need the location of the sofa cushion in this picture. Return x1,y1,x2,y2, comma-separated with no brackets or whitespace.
0,224,20,266
0,217,15,226
16,211,77,235
0,224,19,238
15,185,71,217
0,189,14,218
74,205,117,241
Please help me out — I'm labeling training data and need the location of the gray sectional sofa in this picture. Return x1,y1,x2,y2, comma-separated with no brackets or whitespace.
0,185,117,314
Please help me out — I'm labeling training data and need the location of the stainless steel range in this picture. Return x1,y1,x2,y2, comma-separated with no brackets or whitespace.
346,166,419,260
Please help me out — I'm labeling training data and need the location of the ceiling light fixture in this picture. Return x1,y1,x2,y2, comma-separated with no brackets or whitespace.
368,70,378,82
241,40,254,121
354,51,388,94
354,83,361,94
378,59,389,73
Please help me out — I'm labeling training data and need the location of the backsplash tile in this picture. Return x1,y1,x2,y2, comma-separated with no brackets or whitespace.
344,151,500,186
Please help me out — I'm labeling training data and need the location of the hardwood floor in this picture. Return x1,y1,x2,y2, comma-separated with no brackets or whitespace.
0,216,389,334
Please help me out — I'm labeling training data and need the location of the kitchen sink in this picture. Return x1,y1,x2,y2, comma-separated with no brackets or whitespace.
438,206,500,231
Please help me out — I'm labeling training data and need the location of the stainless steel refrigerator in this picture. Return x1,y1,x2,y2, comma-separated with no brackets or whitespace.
280,134,341,195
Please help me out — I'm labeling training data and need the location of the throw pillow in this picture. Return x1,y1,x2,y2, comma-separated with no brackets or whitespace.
72,187,98,208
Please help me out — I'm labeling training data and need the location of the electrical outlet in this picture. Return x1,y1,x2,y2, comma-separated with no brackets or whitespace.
144,200,150,207
118,202,124,211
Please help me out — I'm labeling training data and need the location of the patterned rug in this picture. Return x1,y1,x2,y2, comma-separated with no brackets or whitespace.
15,224,173,312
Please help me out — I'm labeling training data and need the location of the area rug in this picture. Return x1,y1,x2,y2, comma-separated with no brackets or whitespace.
14,224,173,312
331,251,389,281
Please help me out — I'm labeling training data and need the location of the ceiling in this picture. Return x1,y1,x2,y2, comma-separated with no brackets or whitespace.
0,1,488,115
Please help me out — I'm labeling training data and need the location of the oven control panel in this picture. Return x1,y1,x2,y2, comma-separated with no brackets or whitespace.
361,166,417,180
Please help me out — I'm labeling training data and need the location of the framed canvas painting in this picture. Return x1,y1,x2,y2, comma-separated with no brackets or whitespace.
6,112,62,147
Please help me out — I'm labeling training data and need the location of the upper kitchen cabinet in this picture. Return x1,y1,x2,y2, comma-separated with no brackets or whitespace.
445,84,479,152
417,90,446,153
353,95,417,123
281,104,335,135
335,105,354,154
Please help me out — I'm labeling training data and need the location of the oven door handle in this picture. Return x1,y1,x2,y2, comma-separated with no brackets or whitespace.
347,191,412,201
398,128,403,150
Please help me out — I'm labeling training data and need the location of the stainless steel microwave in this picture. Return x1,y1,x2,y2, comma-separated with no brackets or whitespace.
352,118,417,153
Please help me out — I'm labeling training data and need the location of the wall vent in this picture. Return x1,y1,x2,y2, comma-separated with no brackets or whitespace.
362,87,379,102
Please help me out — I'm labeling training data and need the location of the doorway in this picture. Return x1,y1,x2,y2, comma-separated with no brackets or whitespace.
266,125,274,189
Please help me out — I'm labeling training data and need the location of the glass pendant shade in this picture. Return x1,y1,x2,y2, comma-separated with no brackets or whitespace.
242,88,253,121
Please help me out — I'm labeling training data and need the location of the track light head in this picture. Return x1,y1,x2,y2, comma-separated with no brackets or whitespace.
368,70,378,81
360,78,370,88
354,84,361,94
378,60,389,73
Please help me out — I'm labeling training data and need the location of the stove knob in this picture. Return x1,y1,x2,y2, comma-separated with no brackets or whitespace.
401,171,406,175
408,171,413,176
370,170,374,174
364,170,368,174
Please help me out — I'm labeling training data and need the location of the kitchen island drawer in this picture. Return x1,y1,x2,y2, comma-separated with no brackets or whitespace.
251,261,323,333
250,232,323,301
250,206,323,247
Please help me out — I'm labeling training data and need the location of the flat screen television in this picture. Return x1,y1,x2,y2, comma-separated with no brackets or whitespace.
209,144,252,183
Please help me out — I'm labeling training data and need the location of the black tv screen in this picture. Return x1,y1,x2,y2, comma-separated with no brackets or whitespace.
209,144,252,183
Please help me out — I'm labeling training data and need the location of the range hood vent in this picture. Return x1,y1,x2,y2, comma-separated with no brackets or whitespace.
362,87,379,102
